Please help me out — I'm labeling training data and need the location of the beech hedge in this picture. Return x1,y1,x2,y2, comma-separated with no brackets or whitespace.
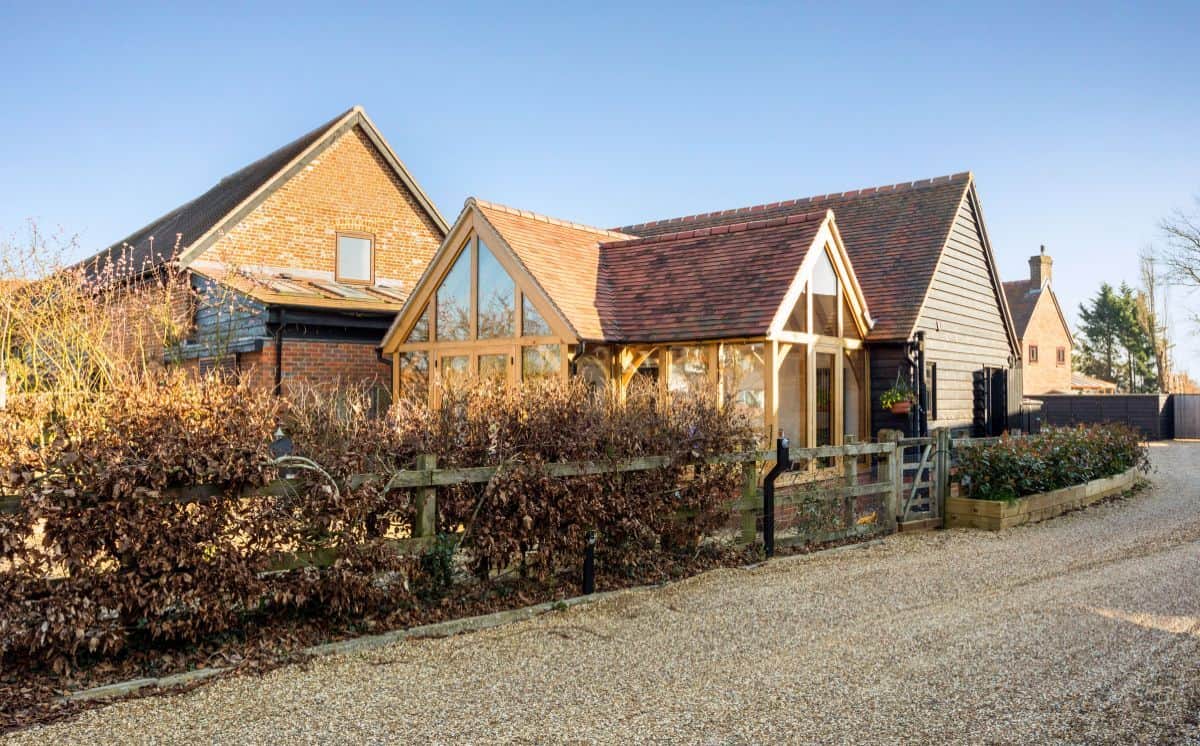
0,374,757,671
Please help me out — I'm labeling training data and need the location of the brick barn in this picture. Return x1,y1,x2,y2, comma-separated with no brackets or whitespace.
81,106,447,396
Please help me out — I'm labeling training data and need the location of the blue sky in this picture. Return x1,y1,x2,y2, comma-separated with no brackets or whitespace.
2,2,1198,373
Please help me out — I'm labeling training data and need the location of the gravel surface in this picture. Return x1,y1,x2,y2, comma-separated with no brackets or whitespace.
9,442,1200,745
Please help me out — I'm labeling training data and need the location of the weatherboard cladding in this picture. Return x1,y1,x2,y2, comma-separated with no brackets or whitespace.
617,173,972,341
914,195,1015,428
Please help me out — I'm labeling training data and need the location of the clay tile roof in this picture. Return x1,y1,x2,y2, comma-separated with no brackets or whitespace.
79,108,356,281
472,199,634,340
597,211,830,342
474,199,834,343
1002,279,1041,335
616,173,973,340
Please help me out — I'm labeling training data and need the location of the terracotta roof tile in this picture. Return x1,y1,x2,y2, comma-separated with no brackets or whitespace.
598,211,829,342
473,200,633,340
616,173,972,340
1002,279,1041,336
474,200,833,343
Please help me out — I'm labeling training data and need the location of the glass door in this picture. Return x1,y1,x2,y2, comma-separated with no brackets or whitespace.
815,352,835,447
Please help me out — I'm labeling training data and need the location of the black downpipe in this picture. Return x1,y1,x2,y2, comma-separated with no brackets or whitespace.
762,433,790,558
273,308,285,397
915,331,927,437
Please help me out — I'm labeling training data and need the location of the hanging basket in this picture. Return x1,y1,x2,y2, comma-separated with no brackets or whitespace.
890,400,912,415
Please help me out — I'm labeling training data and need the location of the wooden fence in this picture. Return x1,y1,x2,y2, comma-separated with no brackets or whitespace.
2,431,1012,568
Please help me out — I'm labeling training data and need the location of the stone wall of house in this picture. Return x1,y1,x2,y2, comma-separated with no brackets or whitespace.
1021,294,1072,395
205,123,444,293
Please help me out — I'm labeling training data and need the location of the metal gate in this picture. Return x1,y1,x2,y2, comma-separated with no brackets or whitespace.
1177,394,1200,439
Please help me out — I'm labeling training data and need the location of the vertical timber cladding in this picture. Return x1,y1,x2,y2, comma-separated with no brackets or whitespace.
1176,394,1200,439
911,192,1016,432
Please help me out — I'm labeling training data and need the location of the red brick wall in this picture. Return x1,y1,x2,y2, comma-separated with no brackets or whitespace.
205,124,444,293
237,339,389,396
1020,292,1072,395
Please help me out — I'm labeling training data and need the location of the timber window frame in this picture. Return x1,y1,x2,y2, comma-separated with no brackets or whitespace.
1029,344,1039,364
335,232,375,285
1056,346,1066,366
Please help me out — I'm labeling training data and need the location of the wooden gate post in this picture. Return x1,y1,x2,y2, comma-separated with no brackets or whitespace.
739,460,758,545
934,428,951,526
415,453,437,538
878,429,901,530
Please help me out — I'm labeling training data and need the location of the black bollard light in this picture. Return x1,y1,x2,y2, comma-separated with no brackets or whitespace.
763,432,789,558
583,530,596,594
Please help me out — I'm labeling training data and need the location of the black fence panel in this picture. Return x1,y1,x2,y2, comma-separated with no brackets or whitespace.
1029,394,1174,440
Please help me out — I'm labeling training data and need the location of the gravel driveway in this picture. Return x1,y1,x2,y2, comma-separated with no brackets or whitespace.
9,442,1200,745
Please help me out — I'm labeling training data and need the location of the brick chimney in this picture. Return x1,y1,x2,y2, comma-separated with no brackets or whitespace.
1029,245,1052,288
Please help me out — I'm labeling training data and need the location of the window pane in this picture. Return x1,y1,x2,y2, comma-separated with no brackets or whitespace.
477,240,514,338
436,244,471,341
841,295,861,339
398,351,429,403
479,353,508,384
777,344,807,447
522,344,561,381
785,284,808,332
844,350,864,440
522,295,551,336
721,343,764,426
668,345,709,395
406,305,430,343
337,235,372,282
812,250,838,337
441,354,470,388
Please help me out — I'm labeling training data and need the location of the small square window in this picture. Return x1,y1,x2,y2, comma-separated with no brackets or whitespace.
337,234,373,283
1056,347,1066,365
1029,345,1039,364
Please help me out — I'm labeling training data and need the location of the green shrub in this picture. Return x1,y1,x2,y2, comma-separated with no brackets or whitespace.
955,424,1150,501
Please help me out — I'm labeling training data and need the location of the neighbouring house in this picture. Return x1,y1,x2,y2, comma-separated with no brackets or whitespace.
1070,371,1118,394
381,172,1024,442
81,106,447,396
1003,247,1074,395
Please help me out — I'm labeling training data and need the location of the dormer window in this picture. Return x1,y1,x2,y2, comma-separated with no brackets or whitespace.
337,233,374,284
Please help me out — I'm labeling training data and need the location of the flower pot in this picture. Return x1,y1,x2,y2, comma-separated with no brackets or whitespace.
890,400,912,415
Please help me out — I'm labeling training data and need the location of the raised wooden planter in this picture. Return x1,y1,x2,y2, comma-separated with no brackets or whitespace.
945,467,1138,530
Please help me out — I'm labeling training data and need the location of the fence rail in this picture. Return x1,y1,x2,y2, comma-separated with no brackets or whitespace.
1,433,1006,569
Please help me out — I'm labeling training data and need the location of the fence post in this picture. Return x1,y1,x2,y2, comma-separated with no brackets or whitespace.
878,429,901,530
935,428,951,527
414,453,437,539
739,460,758,544
843,436,857,529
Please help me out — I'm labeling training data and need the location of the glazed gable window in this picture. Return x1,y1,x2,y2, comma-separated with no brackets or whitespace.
337,233,374,283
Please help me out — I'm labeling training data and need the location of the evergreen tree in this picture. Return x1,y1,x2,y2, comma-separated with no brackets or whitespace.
1075,283,1158,392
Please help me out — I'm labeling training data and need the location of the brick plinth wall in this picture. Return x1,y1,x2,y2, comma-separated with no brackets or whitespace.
238,339,389,396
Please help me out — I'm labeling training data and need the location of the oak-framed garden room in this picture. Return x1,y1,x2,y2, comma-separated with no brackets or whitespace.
380,199,874,449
